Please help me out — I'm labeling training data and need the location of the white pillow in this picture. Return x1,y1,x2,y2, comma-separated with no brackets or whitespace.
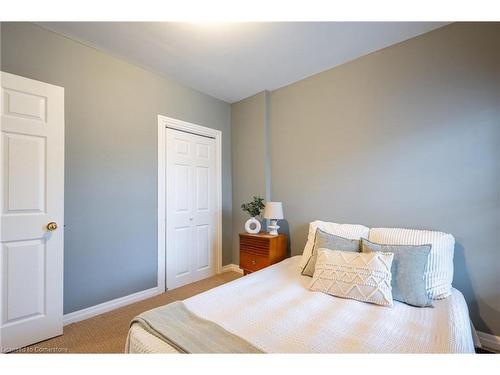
310,248,394,307
368,227,455,300
300,221,370,269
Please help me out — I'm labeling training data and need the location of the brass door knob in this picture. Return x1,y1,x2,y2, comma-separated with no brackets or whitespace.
47,222,58,231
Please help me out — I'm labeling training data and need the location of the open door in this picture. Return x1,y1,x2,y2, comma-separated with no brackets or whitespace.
0,72,64,352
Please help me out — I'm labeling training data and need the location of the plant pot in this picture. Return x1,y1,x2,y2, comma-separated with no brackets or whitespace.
244,217,261,234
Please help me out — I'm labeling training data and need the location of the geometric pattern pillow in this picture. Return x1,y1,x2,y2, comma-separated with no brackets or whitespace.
310,249,394,307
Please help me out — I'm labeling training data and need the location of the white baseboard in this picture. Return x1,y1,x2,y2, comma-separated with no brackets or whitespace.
63,286,161,326
221,263,243,274
63,267,242,326
477,331,500,352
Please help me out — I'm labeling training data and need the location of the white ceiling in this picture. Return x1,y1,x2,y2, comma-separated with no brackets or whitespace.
37,22,448,103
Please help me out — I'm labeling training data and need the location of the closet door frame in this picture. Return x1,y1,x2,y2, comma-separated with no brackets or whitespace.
157,115,222,292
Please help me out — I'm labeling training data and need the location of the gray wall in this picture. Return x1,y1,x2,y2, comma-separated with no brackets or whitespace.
232,23,500,335
2,21,498,337
231,92,268,263
1,22,232,314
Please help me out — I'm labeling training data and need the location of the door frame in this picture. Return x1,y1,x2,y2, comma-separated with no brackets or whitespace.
157,115,223,292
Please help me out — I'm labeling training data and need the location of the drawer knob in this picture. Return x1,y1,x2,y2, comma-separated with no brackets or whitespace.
251,259,256,265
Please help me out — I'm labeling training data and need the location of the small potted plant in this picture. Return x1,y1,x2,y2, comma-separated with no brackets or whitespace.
241,196,265,234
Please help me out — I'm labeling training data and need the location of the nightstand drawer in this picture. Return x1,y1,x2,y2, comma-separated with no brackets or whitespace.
240,252,271,273
240,236,270,256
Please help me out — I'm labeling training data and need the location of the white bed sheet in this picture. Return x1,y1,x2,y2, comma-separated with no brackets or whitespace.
128,256,475,353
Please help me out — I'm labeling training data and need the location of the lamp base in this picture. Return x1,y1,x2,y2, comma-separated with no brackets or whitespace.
267,220,280,236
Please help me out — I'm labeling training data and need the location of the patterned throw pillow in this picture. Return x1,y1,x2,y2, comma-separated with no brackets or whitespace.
301,228,361,277
310,248,394,307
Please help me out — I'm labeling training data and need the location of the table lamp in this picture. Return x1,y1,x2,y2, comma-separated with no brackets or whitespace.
263,202,284,236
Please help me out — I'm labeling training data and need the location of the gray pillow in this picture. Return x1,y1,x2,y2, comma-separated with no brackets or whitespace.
302,228,360,277
361,238,433,307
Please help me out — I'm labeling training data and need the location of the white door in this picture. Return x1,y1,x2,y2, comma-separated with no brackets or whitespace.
166,128,216,289
0,72,64,352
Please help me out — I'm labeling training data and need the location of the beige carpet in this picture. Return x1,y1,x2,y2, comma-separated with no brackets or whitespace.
15,272,241,354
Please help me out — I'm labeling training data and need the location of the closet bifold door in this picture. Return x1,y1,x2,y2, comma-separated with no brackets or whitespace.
165,128,216,290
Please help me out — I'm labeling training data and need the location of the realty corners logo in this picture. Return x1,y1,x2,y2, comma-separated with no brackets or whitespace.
2,346,69,353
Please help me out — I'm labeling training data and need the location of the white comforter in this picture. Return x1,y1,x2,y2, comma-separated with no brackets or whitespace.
182,256,475,353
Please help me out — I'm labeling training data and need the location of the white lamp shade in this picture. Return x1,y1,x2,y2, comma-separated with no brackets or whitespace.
263,202,284,220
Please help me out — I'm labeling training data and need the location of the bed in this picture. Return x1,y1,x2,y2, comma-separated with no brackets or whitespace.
126,256,476,353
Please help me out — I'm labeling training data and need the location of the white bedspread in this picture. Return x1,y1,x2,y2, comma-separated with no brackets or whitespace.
182,256,475,353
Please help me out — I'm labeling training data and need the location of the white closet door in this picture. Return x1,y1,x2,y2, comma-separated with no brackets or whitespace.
166,128,216,289
0,72,64,352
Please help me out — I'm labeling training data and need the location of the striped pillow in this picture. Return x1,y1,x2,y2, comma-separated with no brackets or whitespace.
368,227,455,300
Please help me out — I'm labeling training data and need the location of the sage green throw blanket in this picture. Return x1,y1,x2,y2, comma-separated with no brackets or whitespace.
129,301,263,353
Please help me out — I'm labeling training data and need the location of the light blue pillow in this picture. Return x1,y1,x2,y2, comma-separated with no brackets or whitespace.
361,238,433,307
302,228,360,277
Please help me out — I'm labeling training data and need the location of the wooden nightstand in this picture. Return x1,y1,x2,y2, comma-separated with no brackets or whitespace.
239,232,287,275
